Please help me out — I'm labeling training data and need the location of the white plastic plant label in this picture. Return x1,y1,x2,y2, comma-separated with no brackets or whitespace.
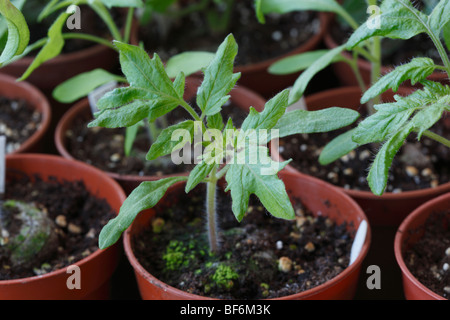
0,135,5,195
88,81,118,115
349,220,368,266
285,87,307,112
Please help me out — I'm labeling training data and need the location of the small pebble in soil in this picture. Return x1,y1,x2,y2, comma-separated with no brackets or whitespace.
405,166,419,177
278,257,293,273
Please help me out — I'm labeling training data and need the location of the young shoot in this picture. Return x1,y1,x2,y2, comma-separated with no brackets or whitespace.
319,0,450,196
90,34,360,253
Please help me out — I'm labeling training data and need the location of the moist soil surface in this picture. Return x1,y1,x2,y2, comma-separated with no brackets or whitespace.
279,117,450,193
132,185,355,299
64,101,249,176
0,97,42,154
403,210,450,299
138,0,321,66
0,173,115,280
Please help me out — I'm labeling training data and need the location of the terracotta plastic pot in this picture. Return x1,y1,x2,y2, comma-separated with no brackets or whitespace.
0,154,127,300
271,86,450,227
0,73,51,154
123,170,371,300
394,192,449,300
55,77,266,194
323,17,449,87
0,43,118,93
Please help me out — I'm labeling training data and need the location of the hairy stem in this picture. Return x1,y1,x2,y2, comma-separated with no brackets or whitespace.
206,167,219,253
422,130,450,148
62,33,116,49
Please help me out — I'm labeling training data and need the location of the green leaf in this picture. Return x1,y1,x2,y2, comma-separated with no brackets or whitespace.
172,71,186,98
143,0,176,12
319,128,361,165
146,120,195,161
346,0,429,49
124,122,140,157
352,106,416,145
52,69,126,103
361,58,438,104
115,41,180,98
100,0,144,8
89,42,185,128
98,176,188,249
165,51,215,78
254,0,265,23
257,0,348,19
268,50,332,75
367,124,414,196
185,161,216,193
428,0,450,35
410,96,450,139
443,21,450,50
0,0,30,66
289,45,346,105
19,10,69,81
207,112,224,131
225,147,294,222
241,89,289,132
272,107,360,140
196,34,240,117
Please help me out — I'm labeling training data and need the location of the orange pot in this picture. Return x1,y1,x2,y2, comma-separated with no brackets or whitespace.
54,77,266,194
123,171,371,300
0,74,51,154
0,154,127,300
394,192,449,300
0,44,117,93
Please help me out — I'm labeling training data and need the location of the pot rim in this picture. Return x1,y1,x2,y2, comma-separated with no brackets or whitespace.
0,73,52,155
270,86,450,200
394,192,450,300
0,153,126,286
54,78,267,183
123,170,371,300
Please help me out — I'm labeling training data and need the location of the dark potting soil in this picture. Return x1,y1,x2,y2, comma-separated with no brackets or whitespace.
138,0,320,66
279,117,450,193
132,185,355,299
0,97,42,154
65,101,249,176
0,173,116,280
404,210,450,299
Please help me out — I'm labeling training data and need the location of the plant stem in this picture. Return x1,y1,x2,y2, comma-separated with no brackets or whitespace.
90,2,123,42
206,167,219,253
346,55,367,93
422,130,450,148
180,100,202,122
123,8,135,44
62,33,116,49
